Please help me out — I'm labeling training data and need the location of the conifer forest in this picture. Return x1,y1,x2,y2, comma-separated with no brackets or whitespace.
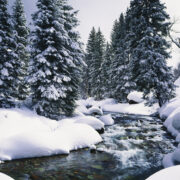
0,0,180,180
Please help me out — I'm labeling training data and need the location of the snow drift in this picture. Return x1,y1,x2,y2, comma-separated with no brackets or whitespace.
0,108,102,161
159,77,180,168
0,173,14,180
146,165,180,180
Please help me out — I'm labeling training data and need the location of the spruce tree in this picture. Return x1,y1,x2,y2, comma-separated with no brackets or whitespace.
0,0,20,107
12,0,30,100
90,28,105,99
110,14,131,102
100,42,113,98
84,27,97,97
58,0,84,115
127,0,175,106
29,0,83,119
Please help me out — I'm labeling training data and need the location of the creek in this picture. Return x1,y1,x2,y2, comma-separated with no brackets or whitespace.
0,113,176,180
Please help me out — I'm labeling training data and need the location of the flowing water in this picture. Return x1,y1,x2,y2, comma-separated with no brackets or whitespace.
0,113,176,180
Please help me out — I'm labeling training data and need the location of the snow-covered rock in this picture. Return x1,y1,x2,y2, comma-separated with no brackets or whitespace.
0,108,102,161
76,98,103,116
86,106,103,116
74,116,104,131
99,114,114,125
146,165,180,180
0,173,14,180
127,91,144,104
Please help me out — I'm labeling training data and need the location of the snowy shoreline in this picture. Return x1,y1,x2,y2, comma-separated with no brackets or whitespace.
158,77,180,168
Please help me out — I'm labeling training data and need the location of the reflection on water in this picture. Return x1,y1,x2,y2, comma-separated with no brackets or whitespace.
0,113,176,180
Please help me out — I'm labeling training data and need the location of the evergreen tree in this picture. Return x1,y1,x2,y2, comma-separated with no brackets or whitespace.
110,14,131,102
100,42,113,98
58,0,84,114
29,0,83,119
91,28,105,99
0,0,20,107
84,27,96,97
12,0,30,100
127,0,175,106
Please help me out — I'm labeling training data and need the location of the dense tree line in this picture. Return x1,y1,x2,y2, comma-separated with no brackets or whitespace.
0,0,83,119
0,0,176,121
84,0,175,106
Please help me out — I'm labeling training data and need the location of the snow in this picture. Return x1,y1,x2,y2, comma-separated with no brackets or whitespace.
127,91,144,103
146,165,180,180
73,116,104,131
87,106,103,115
0,108,102,161
103,103,158,115
99,114,114,126
1,68,9,76
159,98,180,119
76,98,157,116
159,77,180,168
0,173,14,180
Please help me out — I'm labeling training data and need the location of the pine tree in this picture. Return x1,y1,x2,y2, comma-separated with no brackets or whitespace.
29,0,83,119
0,0,20,107
110,14,131,102
84,27,96,97
127,0,175,106
58,0,84,115
12,0,30,100
100,42,113,98
91,28,106,99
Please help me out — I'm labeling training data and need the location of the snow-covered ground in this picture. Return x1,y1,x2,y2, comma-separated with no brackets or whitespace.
0,91,158,162
146,165,180,180
0,173,14,180
158,77,180,168
0,108,102,161
76,94,158,116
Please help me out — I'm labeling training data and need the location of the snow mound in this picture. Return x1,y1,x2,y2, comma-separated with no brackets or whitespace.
127,91,144,103
0,173,14,180
74,116,104,131
99,114,114,125
163,107,180,137
87,106,103,115
0,108,102,161
76,98,103,115
146,165,180,180
159,98,180,119
76,98,157,116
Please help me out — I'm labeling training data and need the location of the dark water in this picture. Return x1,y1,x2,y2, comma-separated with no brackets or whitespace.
0,113,176,180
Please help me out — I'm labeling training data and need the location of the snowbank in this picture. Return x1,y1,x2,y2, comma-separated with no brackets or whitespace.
0,108,102,161
73,116,104,130
159,98,180,119
162,107,180,167
159,77,180,168
99,114,114,126
102,103,158,115
0,173,14,180
76,98,157,116
146,165,180,180
127,91,144,103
